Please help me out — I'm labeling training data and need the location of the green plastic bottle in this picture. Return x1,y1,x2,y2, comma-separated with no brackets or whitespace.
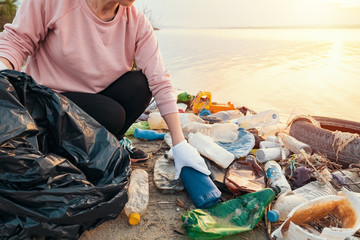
181,187,280,240
177,92,193,103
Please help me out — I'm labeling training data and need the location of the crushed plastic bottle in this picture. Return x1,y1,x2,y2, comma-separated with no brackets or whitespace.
258,123,286,139
181,187,280,239
124,169,149,225
182,122,239,143
264,160,292,196
210,110,244,122
230,109,279,129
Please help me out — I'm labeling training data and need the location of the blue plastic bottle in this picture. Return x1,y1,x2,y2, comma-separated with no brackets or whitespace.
134,128,165,140
180,167,221,209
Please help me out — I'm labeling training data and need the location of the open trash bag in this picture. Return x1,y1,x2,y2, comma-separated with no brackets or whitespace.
0,70,130,239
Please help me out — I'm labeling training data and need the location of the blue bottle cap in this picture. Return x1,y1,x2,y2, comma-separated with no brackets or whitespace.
267,210,279,223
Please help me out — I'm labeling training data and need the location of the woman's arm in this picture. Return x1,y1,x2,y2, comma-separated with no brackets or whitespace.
0,57,14,70
162,112,185,146
163,112,210,179
0,0,53,71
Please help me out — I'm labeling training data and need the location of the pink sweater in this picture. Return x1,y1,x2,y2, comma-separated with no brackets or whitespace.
0,0,177,116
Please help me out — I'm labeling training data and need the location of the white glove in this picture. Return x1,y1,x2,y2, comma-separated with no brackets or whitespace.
171,140,211,180
0,61,8,71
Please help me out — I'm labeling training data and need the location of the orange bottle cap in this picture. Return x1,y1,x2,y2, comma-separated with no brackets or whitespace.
128,212,140,225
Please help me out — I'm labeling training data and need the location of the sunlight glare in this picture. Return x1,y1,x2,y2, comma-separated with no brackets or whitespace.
330,0,360,7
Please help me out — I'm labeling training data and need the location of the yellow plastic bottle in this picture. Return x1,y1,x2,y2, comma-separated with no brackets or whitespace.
124,169,149,225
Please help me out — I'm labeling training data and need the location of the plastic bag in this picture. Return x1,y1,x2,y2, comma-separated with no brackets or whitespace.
0,70,130,239
125,121,150,136
217,128,255,159
181,188,278,239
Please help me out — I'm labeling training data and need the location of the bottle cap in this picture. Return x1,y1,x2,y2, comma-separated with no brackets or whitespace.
267,210,279,223
128,212,140,225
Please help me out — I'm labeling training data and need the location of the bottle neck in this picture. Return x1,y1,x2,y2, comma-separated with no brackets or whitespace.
270,186,281,196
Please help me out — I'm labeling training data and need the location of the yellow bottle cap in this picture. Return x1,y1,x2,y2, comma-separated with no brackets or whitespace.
128,212,140,225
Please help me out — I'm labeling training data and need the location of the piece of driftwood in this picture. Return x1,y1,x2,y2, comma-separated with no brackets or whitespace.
289,118,360,166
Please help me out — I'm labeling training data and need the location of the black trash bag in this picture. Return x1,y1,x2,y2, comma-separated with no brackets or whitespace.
0,70,131,239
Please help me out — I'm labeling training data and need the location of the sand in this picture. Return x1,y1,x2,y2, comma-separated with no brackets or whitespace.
78,137,270,240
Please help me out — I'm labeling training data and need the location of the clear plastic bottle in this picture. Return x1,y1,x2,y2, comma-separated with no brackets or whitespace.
210,110,244,122
258,123,286,139
230,109,279,129
182,122,238,143
148,112,168,130
264,160,291,196
124,169,149,225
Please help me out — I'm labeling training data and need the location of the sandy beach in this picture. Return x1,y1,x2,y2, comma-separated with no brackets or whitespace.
78,137,270,240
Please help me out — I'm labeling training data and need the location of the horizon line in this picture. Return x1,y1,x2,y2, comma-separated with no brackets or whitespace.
157,24,360,30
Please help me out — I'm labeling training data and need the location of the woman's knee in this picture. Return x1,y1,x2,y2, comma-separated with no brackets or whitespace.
126,71,152,102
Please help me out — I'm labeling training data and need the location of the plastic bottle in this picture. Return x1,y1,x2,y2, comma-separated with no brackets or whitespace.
256,147,290,163
124,169,149,225
230,109,279,129
177,92,193,102
264,160,291,196
210,110,244,122
134,128,165,140
181,186,280,239
259,140,281,149
180,167,222,209
258,123,286,139
188,132,235,168
182,122,238,143
276,132,312,155
148,112,168,130
179,113,206,127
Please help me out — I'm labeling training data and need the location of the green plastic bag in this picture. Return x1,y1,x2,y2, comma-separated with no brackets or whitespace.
125,121,150,136
181,188,279,239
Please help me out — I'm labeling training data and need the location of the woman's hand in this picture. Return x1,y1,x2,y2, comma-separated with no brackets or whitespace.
171,140,210,179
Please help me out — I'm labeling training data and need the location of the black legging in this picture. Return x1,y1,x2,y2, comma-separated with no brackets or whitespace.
62,71,152,140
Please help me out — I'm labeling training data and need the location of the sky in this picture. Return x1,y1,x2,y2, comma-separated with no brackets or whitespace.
133,0,360,28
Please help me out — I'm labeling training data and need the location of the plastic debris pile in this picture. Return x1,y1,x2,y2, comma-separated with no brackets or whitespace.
127,90,360,240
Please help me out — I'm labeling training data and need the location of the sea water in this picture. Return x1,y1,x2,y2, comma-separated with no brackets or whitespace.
155,28,360,122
